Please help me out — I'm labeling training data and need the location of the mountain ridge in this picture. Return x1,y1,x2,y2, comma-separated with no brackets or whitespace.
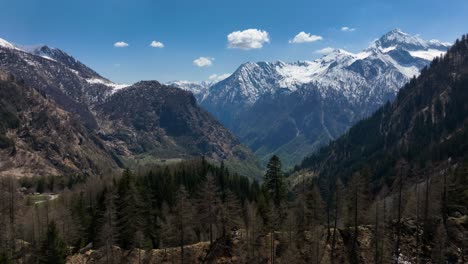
172,29,451,167
0,38,261,178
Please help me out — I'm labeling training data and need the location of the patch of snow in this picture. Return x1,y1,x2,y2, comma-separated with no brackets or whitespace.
40,55,57,62
383,53,420,78
69,69,80,76
275,61,324,88
380,46,397,53
409,49,445,61
354,51,371,60
24,58,38,67
86,78,129,92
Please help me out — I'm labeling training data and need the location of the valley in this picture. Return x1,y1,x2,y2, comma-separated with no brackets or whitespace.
0,9,467,263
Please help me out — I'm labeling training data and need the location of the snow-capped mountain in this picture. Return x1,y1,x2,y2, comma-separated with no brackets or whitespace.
197,29,451,167
204,29,449,111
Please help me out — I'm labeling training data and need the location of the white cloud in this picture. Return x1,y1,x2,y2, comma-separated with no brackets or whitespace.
227,29,270,50
315,47,335,54
289,32,323,44
150,40,164,48
193,57,214,67
114,41,129,48
208,73,231,82
341,26,356,32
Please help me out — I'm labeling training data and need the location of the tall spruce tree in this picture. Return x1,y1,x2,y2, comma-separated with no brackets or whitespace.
36,221,68,264
264,155,286,208
116,168,142,249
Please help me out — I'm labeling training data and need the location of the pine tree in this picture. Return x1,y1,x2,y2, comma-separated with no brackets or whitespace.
36,221,68,264
264,155,287,208
116,168,142,249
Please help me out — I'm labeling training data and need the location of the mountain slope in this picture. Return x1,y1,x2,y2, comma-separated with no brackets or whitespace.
0,39,126,128
197,30,450,167
97,80,261,178
0,38,261,178
97,81,248,159
294,34,468,188
0,71,119,177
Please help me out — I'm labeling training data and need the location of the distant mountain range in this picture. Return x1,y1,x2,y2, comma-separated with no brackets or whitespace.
0,39,261,178
170,29,451,167
0,29,453,178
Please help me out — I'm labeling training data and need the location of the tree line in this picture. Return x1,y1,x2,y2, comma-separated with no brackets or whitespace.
1,154,466,263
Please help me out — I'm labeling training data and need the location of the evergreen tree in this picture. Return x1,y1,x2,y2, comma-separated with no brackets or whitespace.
36,221,68,264
116,168,142,249
264,155,286,208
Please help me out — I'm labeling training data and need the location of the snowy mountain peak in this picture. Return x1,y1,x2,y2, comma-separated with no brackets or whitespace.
371,29,450,51
202,29,451,114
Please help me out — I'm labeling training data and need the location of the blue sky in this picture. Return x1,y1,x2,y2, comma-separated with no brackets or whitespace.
1,0,467,84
